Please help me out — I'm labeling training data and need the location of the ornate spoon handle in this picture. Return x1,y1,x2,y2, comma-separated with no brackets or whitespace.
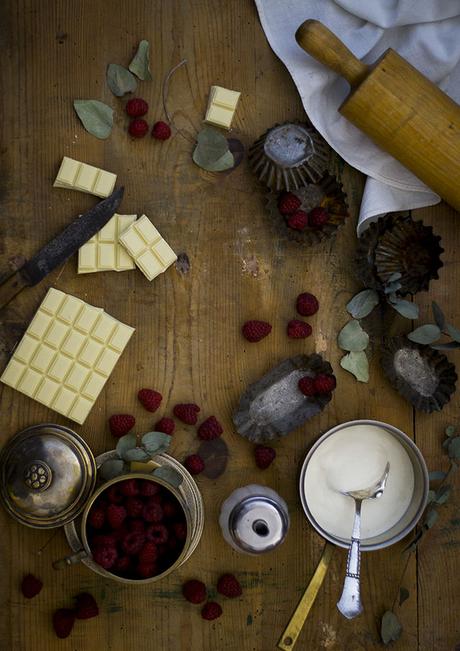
337,499,363,619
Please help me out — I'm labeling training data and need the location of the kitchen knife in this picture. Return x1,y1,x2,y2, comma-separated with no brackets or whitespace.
0,186,124,311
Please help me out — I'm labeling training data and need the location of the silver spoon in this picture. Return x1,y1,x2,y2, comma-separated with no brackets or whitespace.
336,462,390,619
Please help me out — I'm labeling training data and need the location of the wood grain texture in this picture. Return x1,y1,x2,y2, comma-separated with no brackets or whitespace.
0,2,457,650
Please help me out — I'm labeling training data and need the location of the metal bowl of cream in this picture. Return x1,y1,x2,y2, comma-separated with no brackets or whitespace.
299,419,429,551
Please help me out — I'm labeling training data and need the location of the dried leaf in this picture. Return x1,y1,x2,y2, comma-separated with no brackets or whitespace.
100,459,125,480
141,431,171,456
435,485,451,505
73,99,113,139
445,425,457,437
447,436,460,460
384,280,402,294
428,470,447,482
197,438,229,479
106,63,137,97
381,611,402,645
340,351,369,382
407,324,441,345
446,323,460,343
129,40,152,80
152,466,183,488
116,433,138,458
346,289,380,319
432,301,446,330
123,447,151,462
193,127,234,172
338,320,369,352
424,509,439,529
399,587,409,607
390,298,419,320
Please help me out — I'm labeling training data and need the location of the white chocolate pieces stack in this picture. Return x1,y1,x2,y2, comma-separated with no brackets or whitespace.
54,157,117,198
78,214,137,273
204,85,241,129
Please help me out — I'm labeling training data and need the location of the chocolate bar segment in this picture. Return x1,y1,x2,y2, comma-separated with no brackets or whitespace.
204,85,241,129
78,213,137,273
53,156,117,198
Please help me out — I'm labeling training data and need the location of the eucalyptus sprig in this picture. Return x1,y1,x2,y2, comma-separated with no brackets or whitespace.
408,301,460,350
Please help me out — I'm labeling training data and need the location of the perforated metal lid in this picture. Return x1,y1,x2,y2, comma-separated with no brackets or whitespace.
228,495,289,553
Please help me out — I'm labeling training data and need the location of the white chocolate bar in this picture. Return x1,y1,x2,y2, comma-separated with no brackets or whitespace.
118,215,177,282
53,157,117,198
0,288,134,424
204,85,241,129
78,214,137,273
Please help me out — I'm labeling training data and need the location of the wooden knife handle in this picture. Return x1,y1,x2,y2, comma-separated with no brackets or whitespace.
295,20,369,88
0,270,29,311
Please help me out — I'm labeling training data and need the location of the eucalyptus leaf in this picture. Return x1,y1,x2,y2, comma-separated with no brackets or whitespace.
399,587,410,607
141,431,172,456
384,280,402,294
426,489,436,504
446,322,460,343
99,459,125,480
447,436,460,459
435,485,451,505
200,149,235,172
129,40,152,80
431,341,460,350
432,301,446,330
106,63,137,96
193,127,234,172
387,272,402,282
346,289,380,319
424,509,439,529
116,433,138,458
152,466,183,488
390,298,419,319
445,425,456,437
381,611,402,645
338,320,369,352
407,324,441,345
428,470,447,482
122,447,151,462
73,99,113,139
340,351,369,382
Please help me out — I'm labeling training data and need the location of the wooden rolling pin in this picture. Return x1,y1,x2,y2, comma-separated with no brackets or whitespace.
295,20,460,213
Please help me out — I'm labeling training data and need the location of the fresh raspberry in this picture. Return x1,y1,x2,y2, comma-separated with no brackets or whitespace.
162,500,179,519
184,454,205,475
287,210,308,230
128,118,149,138
114,555,132,573
125,497,144,518
254,445,276,469
75,593,99,620
121,531,146,556
242,320,272,343
197,416,223,441
106,484,123,503
52,609,76,639
107,504,127,529
112,525,129,542
138,388,162,412
217,574,242,598
314,374,337,395
139,480,160,497
21,574,43,599
143,500,163,523
109,414,135,438
296,292,319,317
155,417,175,435
128,518,145,533
173,403,200,425
149,493,163,505
136,562,157,579
287,320,312,339
152,121,172,140
91,534,117,548
92,544,117,570
201,602,222,621
157,543,168,557
88,507,105,529
139,542,158,565
309,206,329,227
278,192,301,215
173,521,187,541
125,97,149,118
298,376,317,397
119,479,140,497
182,579,207,604
146,524,169,544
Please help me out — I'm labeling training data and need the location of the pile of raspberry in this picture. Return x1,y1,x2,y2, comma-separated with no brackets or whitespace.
125,97,171,141
277,191,330,232
86,478,187,580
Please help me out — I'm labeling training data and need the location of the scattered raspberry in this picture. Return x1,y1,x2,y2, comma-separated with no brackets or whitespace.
184,454,205,475
136,562,157,579
125,497,144,518
309,206,329,228
146,524,169,544
106,484,123,503
52,608,76,639
278,192,302,215
182,579,207,604
287,319,312,339
128,118,149,138
125,97,149,118
298,376,317,397
106,504,127,529
198,416,223,441
254,445,276,469
173,403,200,425
121,531,146,556
109,414,135,438
155,417,175,435
314,374,337,395
162,500,179,519
113,555,131,574
201,602,222,621
217,574,242,598
21,574,43,599
152,121,172,140
143,500,163,523
92,544,117,570
128,518,145,533
75,593,99,620
242,320,272,343
139,480,160,497
287,210,308,230
139,542,158,565
120,479,140,497
173,521,187,541
296,292,319,317
138,388,162,412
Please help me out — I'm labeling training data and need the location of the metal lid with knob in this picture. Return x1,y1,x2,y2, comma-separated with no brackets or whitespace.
0,424,96,529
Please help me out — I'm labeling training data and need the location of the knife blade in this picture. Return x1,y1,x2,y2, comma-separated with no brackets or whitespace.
0,186,124,310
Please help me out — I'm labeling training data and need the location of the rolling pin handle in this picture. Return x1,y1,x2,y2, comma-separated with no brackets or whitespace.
295,20,369,88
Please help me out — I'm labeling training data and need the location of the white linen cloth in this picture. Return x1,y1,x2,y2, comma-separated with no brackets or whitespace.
254,0,460,234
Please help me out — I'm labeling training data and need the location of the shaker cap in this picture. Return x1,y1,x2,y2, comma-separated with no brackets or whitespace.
229,495,289,553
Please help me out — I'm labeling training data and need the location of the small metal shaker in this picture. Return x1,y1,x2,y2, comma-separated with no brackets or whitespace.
219,484,289,554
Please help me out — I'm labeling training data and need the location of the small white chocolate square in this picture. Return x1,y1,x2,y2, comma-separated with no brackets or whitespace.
95,348,119,375
41,288,66,314
48,354,73,382
137,251,163,281
79,339,104,367
28,312,53,339
44,321,68,349
53,387,77,414
18,369,43,397
54,157,79,187
82,373,107,399
68,396,94,424
62,330,86,356
1,359,26,388
110,324,135,352
35,377,61,406
75,306,102,333
14,335,40,364
58,296,84,324
204,85,240,130
93,171,117,198
75,165,98,192
30,345,56,373
211,86,240,110
120,229,145,256
65,363,90,391
91,314,117,343
205,104,233,129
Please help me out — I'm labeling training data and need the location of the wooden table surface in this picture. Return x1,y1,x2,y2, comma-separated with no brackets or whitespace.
0,2,459,650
